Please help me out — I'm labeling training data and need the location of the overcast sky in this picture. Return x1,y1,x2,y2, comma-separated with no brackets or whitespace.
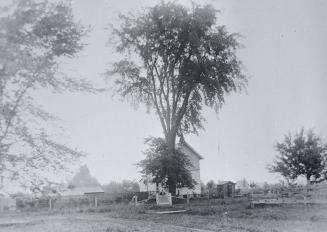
33,0,327,184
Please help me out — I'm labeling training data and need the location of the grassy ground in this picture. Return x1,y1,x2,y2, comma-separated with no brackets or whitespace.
1,199,327,232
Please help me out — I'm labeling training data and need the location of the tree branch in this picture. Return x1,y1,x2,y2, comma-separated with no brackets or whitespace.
0,80,34,144
148,63,168,138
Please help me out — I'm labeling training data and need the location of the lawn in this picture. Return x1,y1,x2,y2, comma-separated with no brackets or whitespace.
1,199,327,232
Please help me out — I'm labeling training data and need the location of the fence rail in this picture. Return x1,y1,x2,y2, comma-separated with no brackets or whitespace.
250,184,327,206
11,184,327,211
15,191,151,211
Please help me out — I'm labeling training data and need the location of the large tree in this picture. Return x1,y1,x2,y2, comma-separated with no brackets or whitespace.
269,129,327,186
109,2,246,153
0,0,93,192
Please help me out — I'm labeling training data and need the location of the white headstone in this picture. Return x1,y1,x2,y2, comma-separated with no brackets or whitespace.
156,193,172,206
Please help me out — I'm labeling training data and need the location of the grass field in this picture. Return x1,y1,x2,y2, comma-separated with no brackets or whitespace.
1,199,327,232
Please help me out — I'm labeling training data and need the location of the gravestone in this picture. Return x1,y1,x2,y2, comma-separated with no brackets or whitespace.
156,193,172,206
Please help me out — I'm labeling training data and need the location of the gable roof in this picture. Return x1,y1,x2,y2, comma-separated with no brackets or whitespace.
179,141,204,160
217,181,236,185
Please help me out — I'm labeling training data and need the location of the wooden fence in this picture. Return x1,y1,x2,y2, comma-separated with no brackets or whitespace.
251,184,327,206
15,191,150,211
11,184,327,211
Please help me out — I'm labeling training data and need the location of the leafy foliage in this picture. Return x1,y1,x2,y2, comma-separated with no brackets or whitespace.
102,180,140,194
138,137,195,193
269,129,327,184
0,0,93,192
206,180,216,190
68,165,101,188
109,2,246,149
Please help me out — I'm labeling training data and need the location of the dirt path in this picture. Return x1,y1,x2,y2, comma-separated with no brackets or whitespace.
2,206,326,232
0,213,217,232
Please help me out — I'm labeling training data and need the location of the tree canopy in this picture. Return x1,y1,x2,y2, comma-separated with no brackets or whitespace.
138,137,195,194
0,0,93,192
69,165,101,188
269,129,327,185
102,180,140,194
109,2,246,151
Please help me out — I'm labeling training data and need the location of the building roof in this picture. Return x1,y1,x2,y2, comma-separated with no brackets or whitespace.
60,186,104,196
217,181,236,185
179,141,204,160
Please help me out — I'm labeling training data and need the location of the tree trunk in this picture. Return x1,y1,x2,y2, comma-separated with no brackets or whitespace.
306,176,311,196
168,179,177,196
166,129,177,195
166,129,177,154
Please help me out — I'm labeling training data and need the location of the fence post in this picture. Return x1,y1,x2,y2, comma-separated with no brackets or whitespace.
49,198,52,210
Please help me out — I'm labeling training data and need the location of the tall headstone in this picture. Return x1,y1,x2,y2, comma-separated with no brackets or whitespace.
156,193,172,206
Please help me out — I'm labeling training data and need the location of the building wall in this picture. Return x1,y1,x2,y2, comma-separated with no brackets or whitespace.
178,145,200,170
178,145,201,195
217,183,236,198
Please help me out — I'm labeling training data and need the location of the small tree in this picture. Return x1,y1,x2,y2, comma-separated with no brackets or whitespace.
269,129,327,186
206,180,215,191
236,178,249,189
200,181,207,194
121,180,140,193
137,137,195,195
249,182,258,189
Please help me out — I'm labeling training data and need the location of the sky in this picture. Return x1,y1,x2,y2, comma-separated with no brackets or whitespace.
30,0,327,185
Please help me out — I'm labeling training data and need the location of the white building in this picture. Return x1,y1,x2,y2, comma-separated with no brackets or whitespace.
140,141,203,195
60,186,104,196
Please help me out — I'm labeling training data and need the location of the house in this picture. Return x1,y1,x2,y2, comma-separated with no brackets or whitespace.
60,165,104,196
60,186,104,196
217,181,236,198
139,141,203,196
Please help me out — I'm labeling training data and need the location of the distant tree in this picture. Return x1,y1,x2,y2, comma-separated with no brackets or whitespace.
137,137,195,195
103,180,140,194
206,180,216,191
200,181,207,194
236,178,249,189
206,180,216,197
109,2,246,194
0,0,94,192
269,129,327,186
249,182,258,189
102,181,121,194
278,179,286,188
121,180,140,192
69,165,100,188
263,182,269,189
